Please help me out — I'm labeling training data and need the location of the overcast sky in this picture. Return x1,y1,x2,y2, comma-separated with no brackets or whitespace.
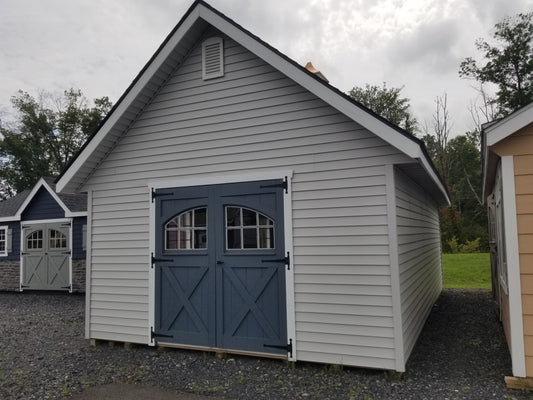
1,0,532,136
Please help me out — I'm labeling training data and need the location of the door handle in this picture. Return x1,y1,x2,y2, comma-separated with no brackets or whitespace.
216,260,224,265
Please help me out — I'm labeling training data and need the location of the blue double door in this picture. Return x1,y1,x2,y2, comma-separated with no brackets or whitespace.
153,180,288,356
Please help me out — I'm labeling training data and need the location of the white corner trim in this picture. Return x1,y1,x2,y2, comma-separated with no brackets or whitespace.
85,190,93,339
501,156,526,377
385,165,405,372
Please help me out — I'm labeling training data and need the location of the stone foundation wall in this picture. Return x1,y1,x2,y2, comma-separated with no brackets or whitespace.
0,260,20,291
72,259,86,293
0,259,86,292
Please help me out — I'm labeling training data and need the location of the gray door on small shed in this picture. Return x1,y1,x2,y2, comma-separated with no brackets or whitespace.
22,222,70,290
153,180,288,355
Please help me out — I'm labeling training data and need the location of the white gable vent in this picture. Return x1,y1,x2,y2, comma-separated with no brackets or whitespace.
202,37,224,80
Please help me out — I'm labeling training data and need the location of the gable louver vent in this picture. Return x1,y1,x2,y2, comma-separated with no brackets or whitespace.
202,37,224,80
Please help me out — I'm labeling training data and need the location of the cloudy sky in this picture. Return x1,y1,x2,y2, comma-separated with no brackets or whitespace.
1,0,531,135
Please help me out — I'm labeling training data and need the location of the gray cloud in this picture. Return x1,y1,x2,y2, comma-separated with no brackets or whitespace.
1,0,531,134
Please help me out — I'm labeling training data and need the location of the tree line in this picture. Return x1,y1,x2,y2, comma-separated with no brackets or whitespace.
349,12,533,253
0,12,532,253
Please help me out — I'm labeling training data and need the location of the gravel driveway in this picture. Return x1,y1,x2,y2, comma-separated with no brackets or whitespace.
0,289,531,400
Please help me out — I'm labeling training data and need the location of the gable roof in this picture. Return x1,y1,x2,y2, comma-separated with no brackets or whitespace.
482,102,533,198
0,177,87,222
56,0,449,206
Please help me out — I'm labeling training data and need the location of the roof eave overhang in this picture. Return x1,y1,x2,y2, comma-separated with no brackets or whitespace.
57,1,447,203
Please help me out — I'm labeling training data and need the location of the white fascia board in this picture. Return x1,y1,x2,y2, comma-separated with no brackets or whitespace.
65,211,88,218
15,178,71,219
56,9,201,194
0,216,20,223
200,7,446,201
501,156,526,377
417,150,450,206
485,103,533,147
199,6,421,160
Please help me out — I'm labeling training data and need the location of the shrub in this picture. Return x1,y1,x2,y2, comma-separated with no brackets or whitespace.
446,236,480,254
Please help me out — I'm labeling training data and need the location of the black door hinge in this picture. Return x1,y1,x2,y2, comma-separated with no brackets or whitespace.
62,251,71,255
261,251,290,270
151,327,173,340
151,188,174,203
151,252,173,268
260,176,288,194
264,338,293,357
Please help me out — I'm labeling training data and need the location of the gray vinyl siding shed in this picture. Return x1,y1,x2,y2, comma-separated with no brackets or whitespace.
57,0,449,372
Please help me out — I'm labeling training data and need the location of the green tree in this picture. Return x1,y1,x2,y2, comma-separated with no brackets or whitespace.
0,89,112,197
459,12,533,115
422,94,487,252
348,83,418,135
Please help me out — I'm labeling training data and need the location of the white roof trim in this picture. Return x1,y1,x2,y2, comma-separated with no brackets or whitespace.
198,6,421,159
56,7,201,193
485,102,533,147
14,178,86,219
57,1,444,202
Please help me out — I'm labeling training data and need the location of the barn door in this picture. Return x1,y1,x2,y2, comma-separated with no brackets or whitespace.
22,223,70,290
153,180,288,356
153,186,215,347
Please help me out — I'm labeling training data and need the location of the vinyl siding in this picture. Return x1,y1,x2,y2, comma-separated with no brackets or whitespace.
21,188,65,220
395,168,442,361
84,34,413,368
491,123,533,376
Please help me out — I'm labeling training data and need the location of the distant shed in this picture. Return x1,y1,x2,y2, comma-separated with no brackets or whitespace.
56,0,449,371
0,177,86,292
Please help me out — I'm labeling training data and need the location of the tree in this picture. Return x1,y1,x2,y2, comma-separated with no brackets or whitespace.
348,83,418,135
459,12,533,115
0,89,112,197
422,94,451,184
422,94,487,252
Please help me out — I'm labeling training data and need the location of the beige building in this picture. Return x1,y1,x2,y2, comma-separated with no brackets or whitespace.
482,102,533,385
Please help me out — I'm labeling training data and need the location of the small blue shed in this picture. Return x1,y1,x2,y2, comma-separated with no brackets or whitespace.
0,177,87,292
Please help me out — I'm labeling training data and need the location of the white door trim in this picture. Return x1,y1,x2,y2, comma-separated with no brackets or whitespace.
147,170,295,357
19,218,73,292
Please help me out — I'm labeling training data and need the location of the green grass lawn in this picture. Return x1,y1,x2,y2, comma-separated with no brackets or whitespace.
442,253,491,289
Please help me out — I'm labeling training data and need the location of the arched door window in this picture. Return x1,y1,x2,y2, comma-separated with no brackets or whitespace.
226,206,274,250
165,208,207,250
49,229,67,249
26,230,43,250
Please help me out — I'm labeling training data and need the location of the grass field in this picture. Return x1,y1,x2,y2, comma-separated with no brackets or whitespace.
442,253,491,289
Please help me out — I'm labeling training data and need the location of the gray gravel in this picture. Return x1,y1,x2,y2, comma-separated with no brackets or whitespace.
0,289,531,400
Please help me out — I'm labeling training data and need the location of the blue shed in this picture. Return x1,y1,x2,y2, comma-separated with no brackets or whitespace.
0,177,87,292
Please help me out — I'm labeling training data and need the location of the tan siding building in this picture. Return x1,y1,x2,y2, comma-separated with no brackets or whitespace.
483,102,533,383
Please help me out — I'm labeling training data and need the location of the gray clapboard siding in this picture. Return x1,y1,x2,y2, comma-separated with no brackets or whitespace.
83,34,415,367
395,168,442,361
